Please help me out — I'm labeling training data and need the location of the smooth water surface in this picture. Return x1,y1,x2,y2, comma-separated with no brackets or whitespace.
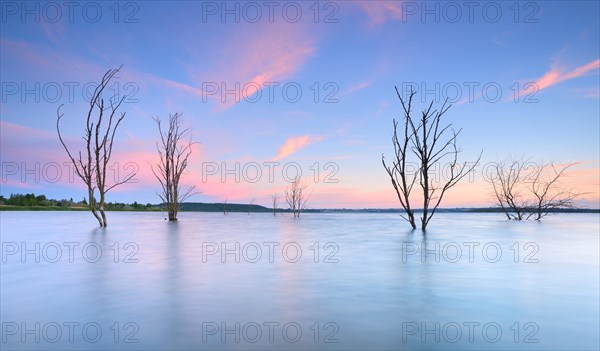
1,211,599,350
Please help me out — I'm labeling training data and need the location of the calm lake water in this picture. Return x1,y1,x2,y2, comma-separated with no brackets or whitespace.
1,211,598,350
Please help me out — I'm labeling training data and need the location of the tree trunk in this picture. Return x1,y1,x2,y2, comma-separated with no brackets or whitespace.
99,190,107,226
90,207,103,227
409,214,416,229
56,66,135,227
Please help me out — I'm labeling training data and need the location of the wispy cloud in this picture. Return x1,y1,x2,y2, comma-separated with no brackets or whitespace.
40,21,65,44
374,100,389,116
531,58,600,92
0,120,165,191
341,81,372,96
0,38,103,79
273,135,324,161
161,78,205,97
183,22,315,111
571,87,600,98
355,1,404,27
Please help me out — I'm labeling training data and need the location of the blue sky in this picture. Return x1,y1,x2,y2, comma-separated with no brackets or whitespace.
1,1,598,208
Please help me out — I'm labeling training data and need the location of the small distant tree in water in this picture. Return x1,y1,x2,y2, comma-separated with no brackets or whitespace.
272,193,280,216
223,198,229,215
489,157,579,220
382,88,481,230
248,198,255,215
56,65,136,227
285,178,310,218
151,112,197,221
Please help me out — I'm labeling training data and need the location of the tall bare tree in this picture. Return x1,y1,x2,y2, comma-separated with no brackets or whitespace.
489,158,579,220
383,88,481,230
151,112,197,221
285,178,310,218
272,193,280,216
56,66,135,227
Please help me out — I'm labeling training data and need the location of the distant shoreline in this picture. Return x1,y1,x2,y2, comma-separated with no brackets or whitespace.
1,204,598,213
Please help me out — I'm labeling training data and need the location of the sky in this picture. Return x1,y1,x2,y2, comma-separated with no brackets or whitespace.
0,0,599,209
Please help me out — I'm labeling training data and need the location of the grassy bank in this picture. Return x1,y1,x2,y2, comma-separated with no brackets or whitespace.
0,205,162,212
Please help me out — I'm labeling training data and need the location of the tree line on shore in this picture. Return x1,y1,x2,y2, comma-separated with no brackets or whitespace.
0,193,157,210
0,193,300,213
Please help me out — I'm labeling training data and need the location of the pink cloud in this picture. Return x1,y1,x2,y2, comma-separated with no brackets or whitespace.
531,58,600,92
187,22,315,111
133,22,315,111
183,171,255,202
2,26,315,113
273,135,324,161
40,21,65,44
342,81,373,96
2,109,232,200
355,1,404,27
0,120,55,139
0,120,70,166
0,38,103,79
572,87,600,98
152,76,204,97
1,120,163,192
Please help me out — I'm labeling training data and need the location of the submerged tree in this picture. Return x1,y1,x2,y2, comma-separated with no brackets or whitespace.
222,197,229,215
489,157,579,220
151,112,197,221
57,66,136,227
285,178,310,218
382,88,481,230
271,193,280,216
489,158,530,220
248,197,256,215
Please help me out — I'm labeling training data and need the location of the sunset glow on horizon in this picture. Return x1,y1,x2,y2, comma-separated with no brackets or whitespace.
1,1,599,209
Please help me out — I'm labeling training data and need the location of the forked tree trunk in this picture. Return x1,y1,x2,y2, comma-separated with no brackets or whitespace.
151,113,197,221
382,87,481,230
56,66,136,227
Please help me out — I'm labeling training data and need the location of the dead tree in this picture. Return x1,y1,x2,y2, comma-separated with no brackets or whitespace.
488,158,531,220
248,197,255,215
285,179,310,218
151,112,197,221
489,158,579,220
382,92,419,229
56,66,135,227
272,193,280,216
529,162,578,220
383,88,481,230
222,197,229,215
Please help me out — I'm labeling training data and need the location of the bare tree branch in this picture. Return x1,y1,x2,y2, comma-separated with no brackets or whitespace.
151,112,199,221
489,158,581,220
56,65,134,226
383,87,481,230
272,193,280,216
285,178,310,218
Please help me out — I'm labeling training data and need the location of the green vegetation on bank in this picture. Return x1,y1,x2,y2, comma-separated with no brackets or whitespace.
0,193,161,211
0,193,597,213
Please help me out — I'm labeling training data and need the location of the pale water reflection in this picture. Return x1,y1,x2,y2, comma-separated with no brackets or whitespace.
1,211,598,350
